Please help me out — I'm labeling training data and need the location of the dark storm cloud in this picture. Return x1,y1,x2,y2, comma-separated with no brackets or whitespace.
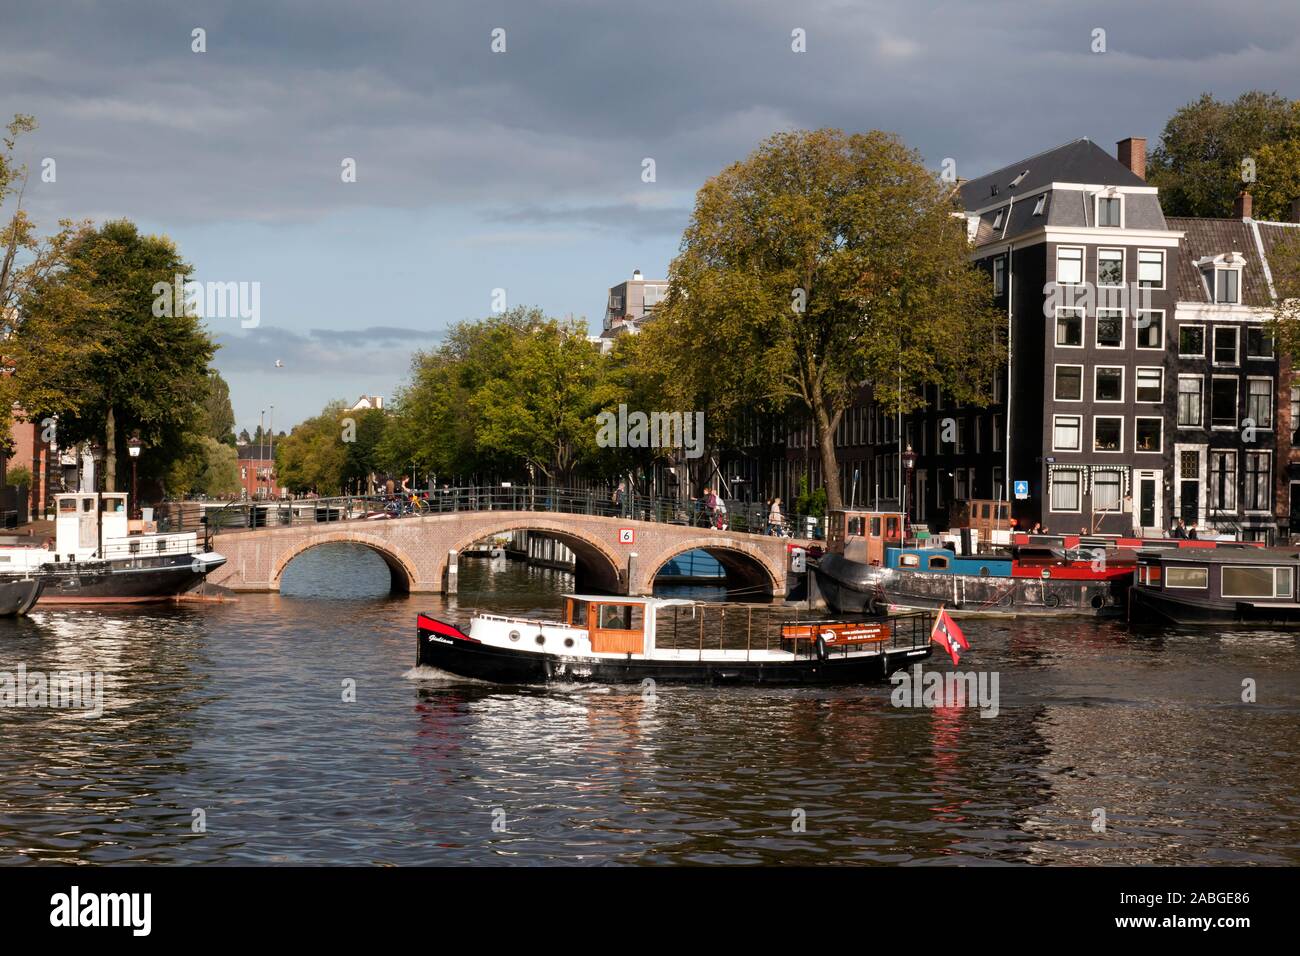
5,0,1298,231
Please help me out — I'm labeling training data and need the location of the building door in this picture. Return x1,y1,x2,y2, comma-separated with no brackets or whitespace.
1176,447,1204,526
1135,471,1162,536
1290,482,1300,535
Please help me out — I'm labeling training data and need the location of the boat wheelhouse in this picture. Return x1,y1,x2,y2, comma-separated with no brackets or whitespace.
416,593,934,686
1131,546,1300,625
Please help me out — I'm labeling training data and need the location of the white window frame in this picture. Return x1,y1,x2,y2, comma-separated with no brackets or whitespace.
1137,249,1166,290
1095,307,1125,349
1210,375,1239,430
1242,450,1273,514
1052,414,1083,452
1177,375,1203,428
1222,565,1293,599
1246,324,1275,359
1093,415,1124,454
1166,566,1209,590
993,255,1006,296
1096,247,1125,288
1056,246,1085,286
1094,191,1125,228
1135,309,1165,350
1134,416,1163,454
1245,376,1274,431
1054,364,1084,403
1049,468,1083,514
1055,307,1085,349
1212,326,1240,367
1178,322,1206,358
1135,366,1163,404
1094,366,1125,404
1206,265,1243,304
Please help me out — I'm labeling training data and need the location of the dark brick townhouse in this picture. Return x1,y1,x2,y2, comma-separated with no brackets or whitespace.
727,137,1300,541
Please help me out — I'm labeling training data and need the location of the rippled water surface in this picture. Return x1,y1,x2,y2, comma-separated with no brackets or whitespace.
2,543,1298,865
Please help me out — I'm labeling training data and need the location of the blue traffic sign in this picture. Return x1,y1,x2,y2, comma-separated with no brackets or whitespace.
1013,480,1029,500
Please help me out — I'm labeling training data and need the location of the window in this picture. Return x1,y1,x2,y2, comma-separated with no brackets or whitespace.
1135,310,1163,349
1056,308,1084,347
1208,267,1241,304
1135,417,1162,452
1056,247,1084,285
1246,378,1273,429
1051,469,1081,512
1097,249,1124,287
1055,365,1083,401
1209,450,1237,511
1033,195,1047,216
992,415,1004,451
1166,566,1209,589
993,256,1006,295
1213,326,1239,365
1094,417,1123,452
1244,452,1271,511
1137,250,1164,289
1178,324,1205,357
928,555,950,570
1222,565,1293,599
992,209,1004,231
1053,415,1082,451
1095,367,1123,402
1093,471,1122,510
1096,309,1124,348
1097,196,1122,227
1211,377,1238,428
1177,376,1203,427
1246,326,1274,358
1136,367,1163,403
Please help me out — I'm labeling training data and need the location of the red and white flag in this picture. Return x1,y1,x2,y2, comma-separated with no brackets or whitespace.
930,607,970,666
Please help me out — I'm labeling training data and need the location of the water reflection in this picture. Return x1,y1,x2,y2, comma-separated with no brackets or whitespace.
0,542,1295,865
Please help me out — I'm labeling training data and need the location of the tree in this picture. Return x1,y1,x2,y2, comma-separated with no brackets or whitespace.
642,128,1004,510
1267,230,1300,363
1148,92,1300,218
276,402,349,495
8,220,217,490
166,435,239,497
5,465,32,489
201,370,237,446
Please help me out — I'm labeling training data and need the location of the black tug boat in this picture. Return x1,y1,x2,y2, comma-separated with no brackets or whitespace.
417,594,934,686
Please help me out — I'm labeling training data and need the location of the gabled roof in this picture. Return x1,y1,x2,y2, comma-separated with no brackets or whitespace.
958,138,1147,211
1168,217,1276,307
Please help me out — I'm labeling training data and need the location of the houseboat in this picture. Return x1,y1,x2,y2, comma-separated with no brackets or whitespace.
813,509,1133,617
0,492,226,604
1131,545,1300,625
416,594,934,686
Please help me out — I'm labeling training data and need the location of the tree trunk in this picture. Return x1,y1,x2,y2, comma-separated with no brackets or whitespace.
811,384,843,512
105,406,117,492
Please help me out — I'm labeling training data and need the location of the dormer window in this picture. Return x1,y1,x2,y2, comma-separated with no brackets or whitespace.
991,184,999,197
992,209,1004,231
1197,253,1245,305
1095,189,1123,227
1032,195,1047,216
1010,170,1028,188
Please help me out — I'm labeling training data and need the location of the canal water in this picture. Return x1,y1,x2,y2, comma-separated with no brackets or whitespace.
1,543,1297,865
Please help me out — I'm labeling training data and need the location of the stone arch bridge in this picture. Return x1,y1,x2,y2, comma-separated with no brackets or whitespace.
207,508,804,598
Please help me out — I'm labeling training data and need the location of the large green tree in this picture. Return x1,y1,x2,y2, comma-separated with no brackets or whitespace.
8,219,217,490
1148,91,1300,218
643,128,1004,510
276,402,350,495
201,370,237,446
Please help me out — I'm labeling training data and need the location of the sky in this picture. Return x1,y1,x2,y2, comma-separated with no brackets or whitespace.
3,0,1299,433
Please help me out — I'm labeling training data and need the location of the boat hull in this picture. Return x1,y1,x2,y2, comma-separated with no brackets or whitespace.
1131,586,1300,627
417,617,930,686
815,552,1126,618
0,578,44,616
33,553,226,605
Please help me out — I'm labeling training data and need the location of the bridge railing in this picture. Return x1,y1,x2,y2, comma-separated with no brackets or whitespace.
167,486,825,540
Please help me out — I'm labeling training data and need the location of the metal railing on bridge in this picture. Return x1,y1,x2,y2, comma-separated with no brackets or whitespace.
160,486,825,542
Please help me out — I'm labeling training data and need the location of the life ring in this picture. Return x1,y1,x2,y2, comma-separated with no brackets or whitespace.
1044,593,1062,609
866,596,885,616
815,634,829,661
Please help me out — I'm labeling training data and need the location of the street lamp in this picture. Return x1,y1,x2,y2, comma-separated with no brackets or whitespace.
128,434,143,519
901,444,917,525
89,442,105,558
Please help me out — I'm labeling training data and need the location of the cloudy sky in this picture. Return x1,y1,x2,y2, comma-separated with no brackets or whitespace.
3,0,1298,431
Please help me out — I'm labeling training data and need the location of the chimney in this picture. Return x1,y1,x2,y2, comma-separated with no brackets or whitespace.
1234,190,1253,220
1117,137,1146,180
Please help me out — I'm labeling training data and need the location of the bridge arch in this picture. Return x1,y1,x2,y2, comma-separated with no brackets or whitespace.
443,518,625,594
646,537,782,600
270,530,422,593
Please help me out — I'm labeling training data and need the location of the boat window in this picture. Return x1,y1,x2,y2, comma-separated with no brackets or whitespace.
886,517,899,537
1223,565,1294,599
847,517,865,536
568,600,588,626
928,556,950,570
1165,566,1209,589
82,498,94,513
597,604,643,631
59,499,77,513
870,517,881,536
900,554,920,567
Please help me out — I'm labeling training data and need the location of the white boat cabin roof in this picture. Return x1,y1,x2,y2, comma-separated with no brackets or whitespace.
563,593,695,609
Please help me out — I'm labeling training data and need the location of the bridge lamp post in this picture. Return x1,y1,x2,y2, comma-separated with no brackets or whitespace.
128,434,143,519
901,445,917,527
